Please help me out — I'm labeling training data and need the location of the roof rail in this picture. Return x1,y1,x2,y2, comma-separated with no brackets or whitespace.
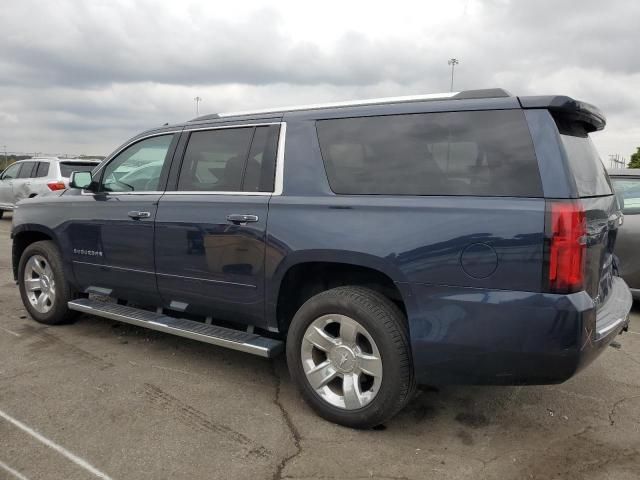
189,88,512,122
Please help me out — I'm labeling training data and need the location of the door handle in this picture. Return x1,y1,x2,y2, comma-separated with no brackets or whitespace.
128,210,151,220
226,214,259,224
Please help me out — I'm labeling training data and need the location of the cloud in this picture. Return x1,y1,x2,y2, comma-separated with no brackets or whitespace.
0,0,638,159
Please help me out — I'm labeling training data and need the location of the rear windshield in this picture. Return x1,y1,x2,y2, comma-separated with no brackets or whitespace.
316,110,542,197
556,120,612,197
59,162,98,177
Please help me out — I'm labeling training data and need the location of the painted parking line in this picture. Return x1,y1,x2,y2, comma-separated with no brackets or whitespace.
0,325,21,337
0,409,113,480
0,459,31,480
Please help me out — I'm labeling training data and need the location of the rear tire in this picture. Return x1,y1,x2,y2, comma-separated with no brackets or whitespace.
18,240,78,325
286,286,415,429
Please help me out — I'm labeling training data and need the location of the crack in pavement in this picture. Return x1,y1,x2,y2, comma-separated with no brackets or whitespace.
271,361,302,480
608,394,640,426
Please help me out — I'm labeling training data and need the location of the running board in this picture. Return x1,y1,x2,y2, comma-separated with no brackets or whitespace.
68,298,283,358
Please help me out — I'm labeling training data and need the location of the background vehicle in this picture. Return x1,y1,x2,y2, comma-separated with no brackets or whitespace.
609,168,640,299
11,89,632,428
0,157,100,217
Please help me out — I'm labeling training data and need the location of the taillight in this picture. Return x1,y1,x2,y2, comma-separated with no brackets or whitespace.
47,181,66,191
544,201,586,293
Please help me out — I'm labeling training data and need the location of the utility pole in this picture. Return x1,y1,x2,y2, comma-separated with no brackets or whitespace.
194,96,202,116
448,58,459,92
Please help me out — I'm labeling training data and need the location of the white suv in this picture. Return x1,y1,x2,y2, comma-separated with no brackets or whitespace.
0,157,100,218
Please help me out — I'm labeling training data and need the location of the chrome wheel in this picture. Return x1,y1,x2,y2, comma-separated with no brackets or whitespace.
301,314,383,410
23,254,56,314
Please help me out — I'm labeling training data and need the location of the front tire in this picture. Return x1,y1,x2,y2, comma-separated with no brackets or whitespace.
18,240,78,325
286,286,415,429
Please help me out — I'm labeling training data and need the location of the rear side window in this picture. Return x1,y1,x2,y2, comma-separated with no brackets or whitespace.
556,120,611,197
59,162,97,177
34,162,50,178
177,125,279,192
316,110,542,197
17,161,36,178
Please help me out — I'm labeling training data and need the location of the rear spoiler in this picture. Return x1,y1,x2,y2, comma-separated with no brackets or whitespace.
518,95,606,132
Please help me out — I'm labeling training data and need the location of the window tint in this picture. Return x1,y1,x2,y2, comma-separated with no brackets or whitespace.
1,163,21,180
17,161,36,179
244,126,279,192
59,162,97,178
177,127,254,192
556,120,611,197
34,162,50,178
100,135,174,192
611,178,640,214
316,110,542,197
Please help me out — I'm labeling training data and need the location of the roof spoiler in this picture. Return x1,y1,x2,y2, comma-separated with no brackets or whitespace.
518,95,606,132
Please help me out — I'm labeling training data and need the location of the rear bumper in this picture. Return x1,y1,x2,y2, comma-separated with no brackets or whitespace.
407,277,632,385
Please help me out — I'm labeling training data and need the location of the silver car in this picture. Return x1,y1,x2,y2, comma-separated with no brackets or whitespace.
0,157,100,218
609,168,640,300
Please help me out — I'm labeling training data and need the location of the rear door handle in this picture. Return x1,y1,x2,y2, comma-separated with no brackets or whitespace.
226,214,259,224
128,210,151,220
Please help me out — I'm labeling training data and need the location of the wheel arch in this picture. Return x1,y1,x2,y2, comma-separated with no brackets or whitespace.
11,225,61,282
267,250,417,333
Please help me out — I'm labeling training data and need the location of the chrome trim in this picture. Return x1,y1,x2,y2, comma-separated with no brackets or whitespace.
161,191,271,196
156,271,256,288
80,190,164,196
73,260,155,276
274,122,286,195
596,315,628,338
217,92,458,117
183,122,281,132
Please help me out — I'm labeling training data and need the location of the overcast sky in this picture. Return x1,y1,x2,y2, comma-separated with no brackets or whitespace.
1,0,638,161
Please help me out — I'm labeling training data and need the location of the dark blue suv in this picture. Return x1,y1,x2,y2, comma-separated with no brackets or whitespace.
11,88,632,428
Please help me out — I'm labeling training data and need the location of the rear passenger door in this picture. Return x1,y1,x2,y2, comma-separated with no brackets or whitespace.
154,123,281,327
0,163,22,207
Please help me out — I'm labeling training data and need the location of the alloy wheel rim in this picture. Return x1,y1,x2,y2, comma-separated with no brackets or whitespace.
24,255,56,314
301,314,383,410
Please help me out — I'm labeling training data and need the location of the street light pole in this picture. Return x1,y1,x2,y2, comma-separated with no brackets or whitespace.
194,96,202,116
447,58,459,92
1,145,6,171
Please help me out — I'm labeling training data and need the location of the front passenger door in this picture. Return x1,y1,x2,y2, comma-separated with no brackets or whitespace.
68,133,179,304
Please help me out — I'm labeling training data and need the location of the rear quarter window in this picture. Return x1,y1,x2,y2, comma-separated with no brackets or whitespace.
316,110,542,197
555,119,612,197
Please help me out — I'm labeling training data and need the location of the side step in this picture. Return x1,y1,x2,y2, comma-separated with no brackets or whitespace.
68,298,283,358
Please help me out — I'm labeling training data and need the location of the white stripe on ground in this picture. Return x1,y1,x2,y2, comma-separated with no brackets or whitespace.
626,330,640,335
0,459,31,480
0,325,20,337
0,409,113,480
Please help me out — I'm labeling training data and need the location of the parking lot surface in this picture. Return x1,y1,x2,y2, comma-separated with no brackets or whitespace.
1,211,639,480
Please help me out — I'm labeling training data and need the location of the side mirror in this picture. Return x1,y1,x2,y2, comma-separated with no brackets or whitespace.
69,171,93,190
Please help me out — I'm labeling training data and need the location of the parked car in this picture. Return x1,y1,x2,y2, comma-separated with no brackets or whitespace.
608,168,640,300
11,89,632,428
0,157,100,218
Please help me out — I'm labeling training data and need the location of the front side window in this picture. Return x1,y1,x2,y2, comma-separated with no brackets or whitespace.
100,135,175,192
316,110,542,197
611,177,640,215
1,163,21,180
177,125,279,192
